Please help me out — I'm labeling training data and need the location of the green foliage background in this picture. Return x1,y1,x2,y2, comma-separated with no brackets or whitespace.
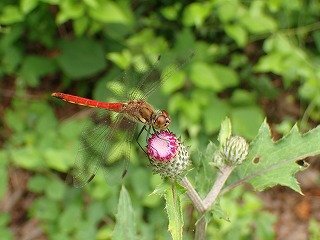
1,0,320,239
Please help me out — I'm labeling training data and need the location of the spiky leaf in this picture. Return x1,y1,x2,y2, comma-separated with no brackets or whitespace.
113,185,137,240
234,119,314,193
152,180,185,240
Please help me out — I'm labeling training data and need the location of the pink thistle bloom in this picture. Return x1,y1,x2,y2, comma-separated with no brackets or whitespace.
146,130,190,179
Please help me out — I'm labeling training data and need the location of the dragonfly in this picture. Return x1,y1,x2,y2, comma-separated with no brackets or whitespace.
52,53,193,188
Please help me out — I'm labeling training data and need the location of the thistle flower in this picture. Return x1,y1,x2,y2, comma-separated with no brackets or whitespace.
146,130,190,179
214,136,249,167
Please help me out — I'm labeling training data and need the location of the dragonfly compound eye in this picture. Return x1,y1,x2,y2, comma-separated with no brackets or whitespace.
155,111,171,129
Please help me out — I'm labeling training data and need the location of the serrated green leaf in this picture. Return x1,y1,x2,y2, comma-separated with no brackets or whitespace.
113,186,137,240
235,120,317,193
152,181,185,240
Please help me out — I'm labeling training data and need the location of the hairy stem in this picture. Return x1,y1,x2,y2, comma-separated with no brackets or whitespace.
179,165,235,240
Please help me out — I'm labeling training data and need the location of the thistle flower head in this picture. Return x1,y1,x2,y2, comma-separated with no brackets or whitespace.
146,130,190,179
214,136,249,167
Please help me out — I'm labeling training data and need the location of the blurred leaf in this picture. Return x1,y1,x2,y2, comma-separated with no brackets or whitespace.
113,185,137,240
313,31,320,53
10,147,44,170
190,62,220,90
83,0,99,8
211,64,239,89
182,2,212,27
57,38,106,79
74,220,97,240
29,197,60,221
203,99,229,134
19,55,57,87
130,168,150,197
255,212,276,240
225,24,248,47
0,227,14,240
56,0,85,24
27,175,50,193
107,50,132,70
87,201,105,225
161,3,181,21
73,16,89,36
230,89,257,106
0,213,10,226
20,0,39,14
161,69,186,94
218,117,232,146
0,164,8,199
88,1,131,25
45,179,66,201
44,149,73,172
241,15,277,34
217,1,241,23
0,5,24,24
231,106,264,139
1,46,23,74
190,62,239,91
58,205,82,233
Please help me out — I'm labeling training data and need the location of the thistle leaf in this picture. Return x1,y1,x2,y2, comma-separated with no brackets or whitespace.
153,181,185,240
112,185,137,240
234,119,315,193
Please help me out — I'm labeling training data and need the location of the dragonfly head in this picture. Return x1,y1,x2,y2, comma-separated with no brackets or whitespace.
153,110,171,129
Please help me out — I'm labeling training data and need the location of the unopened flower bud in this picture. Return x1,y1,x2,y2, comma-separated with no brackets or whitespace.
221,136,249,165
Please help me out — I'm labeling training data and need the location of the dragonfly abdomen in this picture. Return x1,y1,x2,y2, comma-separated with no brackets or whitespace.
51,93,123,112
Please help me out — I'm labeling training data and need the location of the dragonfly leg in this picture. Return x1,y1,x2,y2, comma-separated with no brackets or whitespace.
152,126,170,145
136,125,149,155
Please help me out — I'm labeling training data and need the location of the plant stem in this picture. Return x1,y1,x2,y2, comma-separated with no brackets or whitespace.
179,165,236,240
180,177,205,213
203,165,235,209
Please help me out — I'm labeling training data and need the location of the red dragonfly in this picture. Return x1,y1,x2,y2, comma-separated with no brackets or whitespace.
52,53,193,187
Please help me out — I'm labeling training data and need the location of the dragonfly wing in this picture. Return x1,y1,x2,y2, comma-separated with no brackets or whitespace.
130,52,195,100
101,117,137,184
67,109,133,188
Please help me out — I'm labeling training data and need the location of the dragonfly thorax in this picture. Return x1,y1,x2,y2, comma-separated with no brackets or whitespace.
122,100,170,129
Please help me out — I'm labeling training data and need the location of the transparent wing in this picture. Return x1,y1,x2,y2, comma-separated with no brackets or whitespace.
100,116,137,185
130,51,195,100
67,109,136,188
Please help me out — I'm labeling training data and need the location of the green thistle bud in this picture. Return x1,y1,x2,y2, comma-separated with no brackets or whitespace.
146,130,190,179
214,136,249,167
